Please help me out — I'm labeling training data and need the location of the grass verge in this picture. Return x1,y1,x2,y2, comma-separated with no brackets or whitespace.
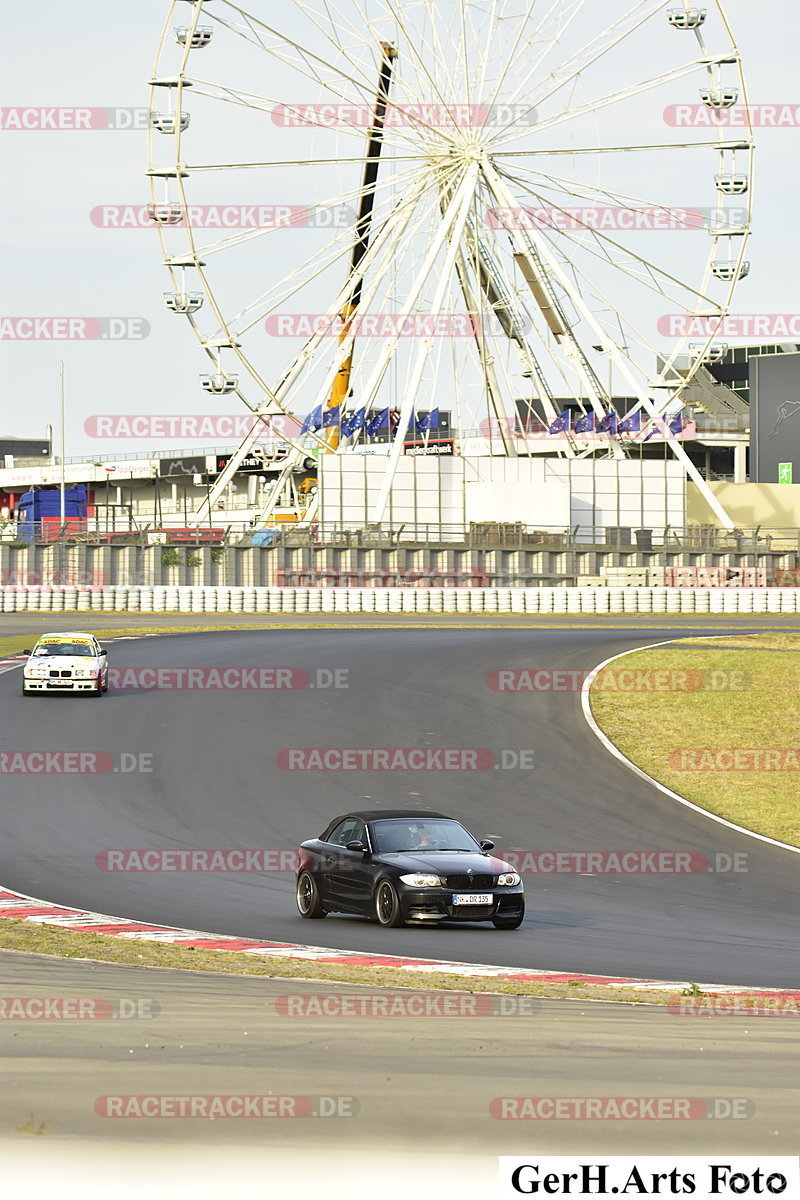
589,632,800,846
0,626,290,659
0,916,682,1004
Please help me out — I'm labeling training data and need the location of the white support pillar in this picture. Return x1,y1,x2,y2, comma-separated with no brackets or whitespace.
734,440,747,483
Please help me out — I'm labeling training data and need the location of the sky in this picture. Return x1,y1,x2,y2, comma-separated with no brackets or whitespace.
0,0,798,462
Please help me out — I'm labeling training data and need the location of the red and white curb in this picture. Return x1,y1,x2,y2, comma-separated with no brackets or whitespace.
1,886,798,998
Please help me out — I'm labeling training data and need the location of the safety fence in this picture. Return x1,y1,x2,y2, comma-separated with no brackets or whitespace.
1,586,799,614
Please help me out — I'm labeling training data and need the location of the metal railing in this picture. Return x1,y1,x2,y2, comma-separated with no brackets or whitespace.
3,518,800,552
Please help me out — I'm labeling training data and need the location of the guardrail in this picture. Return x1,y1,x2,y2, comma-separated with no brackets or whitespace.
1,586,798,614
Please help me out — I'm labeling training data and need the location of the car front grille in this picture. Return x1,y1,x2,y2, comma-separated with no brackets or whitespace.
448,903,494,918
49,670,72,678
445,874,496,890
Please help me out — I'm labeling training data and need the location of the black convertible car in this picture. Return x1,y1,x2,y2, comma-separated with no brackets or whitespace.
295,809,525,929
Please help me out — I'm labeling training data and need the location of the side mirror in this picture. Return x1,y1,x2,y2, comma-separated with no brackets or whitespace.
22,649,32,655
346,840,367,854
480,839,495,851
98,649,108,657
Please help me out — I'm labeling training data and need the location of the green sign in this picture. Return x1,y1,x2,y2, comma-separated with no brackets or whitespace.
778,463,793,484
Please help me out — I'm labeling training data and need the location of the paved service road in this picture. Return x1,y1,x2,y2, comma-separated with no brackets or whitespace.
0,627,798,987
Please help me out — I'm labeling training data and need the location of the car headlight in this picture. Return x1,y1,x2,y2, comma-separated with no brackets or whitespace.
497,872,521,886
399,873,442,888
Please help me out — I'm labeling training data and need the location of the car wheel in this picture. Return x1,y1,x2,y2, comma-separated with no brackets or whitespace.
21,687,33,697
375,880,405,928
492,905,525,930
296,871,327,919
90,679,104,698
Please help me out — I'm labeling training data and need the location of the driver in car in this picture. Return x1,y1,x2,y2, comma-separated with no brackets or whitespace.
409,824,436,849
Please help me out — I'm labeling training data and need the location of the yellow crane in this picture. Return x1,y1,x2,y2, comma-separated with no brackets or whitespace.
323,42,398,450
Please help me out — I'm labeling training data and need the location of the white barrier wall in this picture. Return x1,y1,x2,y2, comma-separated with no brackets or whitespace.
319,454,687,530
0,587,798,614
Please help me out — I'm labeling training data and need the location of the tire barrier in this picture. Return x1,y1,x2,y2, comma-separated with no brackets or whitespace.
1,586,799,614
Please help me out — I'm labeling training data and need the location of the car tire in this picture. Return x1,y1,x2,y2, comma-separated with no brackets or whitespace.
492,905,525,930
296,871,327,919
90,680,104,698
21,687,33,697
375,880,405,928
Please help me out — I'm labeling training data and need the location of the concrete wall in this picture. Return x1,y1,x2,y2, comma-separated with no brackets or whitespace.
687,481,800,529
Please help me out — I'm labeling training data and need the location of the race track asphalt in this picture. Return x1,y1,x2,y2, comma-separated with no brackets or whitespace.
0,624,798,988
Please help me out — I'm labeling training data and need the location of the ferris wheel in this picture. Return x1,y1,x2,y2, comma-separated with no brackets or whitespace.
147,0,753,528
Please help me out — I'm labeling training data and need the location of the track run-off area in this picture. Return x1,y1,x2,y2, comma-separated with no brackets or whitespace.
1,616,798,990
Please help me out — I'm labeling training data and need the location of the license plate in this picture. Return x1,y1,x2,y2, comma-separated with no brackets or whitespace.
452,893,493,905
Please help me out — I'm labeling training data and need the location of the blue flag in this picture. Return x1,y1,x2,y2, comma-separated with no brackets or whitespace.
322,404,340,428
415,407,440,434
668,412,685,436
618,411,642,434
597,412,617,434
548,409,571,434
574,412,595,435
366,407,389,435
301,404,323,434
349,407,366,432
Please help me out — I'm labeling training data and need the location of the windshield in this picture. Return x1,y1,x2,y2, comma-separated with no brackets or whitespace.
33,643,96,658
371,819,481,854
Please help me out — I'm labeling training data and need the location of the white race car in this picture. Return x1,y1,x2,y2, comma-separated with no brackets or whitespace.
21,632,109,698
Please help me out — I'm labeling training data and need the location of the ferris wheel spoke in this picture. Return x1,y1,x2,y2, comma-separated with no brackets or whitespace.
506,165,721,227
211,2,380,98
233,166,457,339
179,157,433,283
491,58,709,150
187,71,464,156
526,0,672,116
481,0,591,126
497,167,721,308
497,138,751,156
377,0,475,137
489,0,666,135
